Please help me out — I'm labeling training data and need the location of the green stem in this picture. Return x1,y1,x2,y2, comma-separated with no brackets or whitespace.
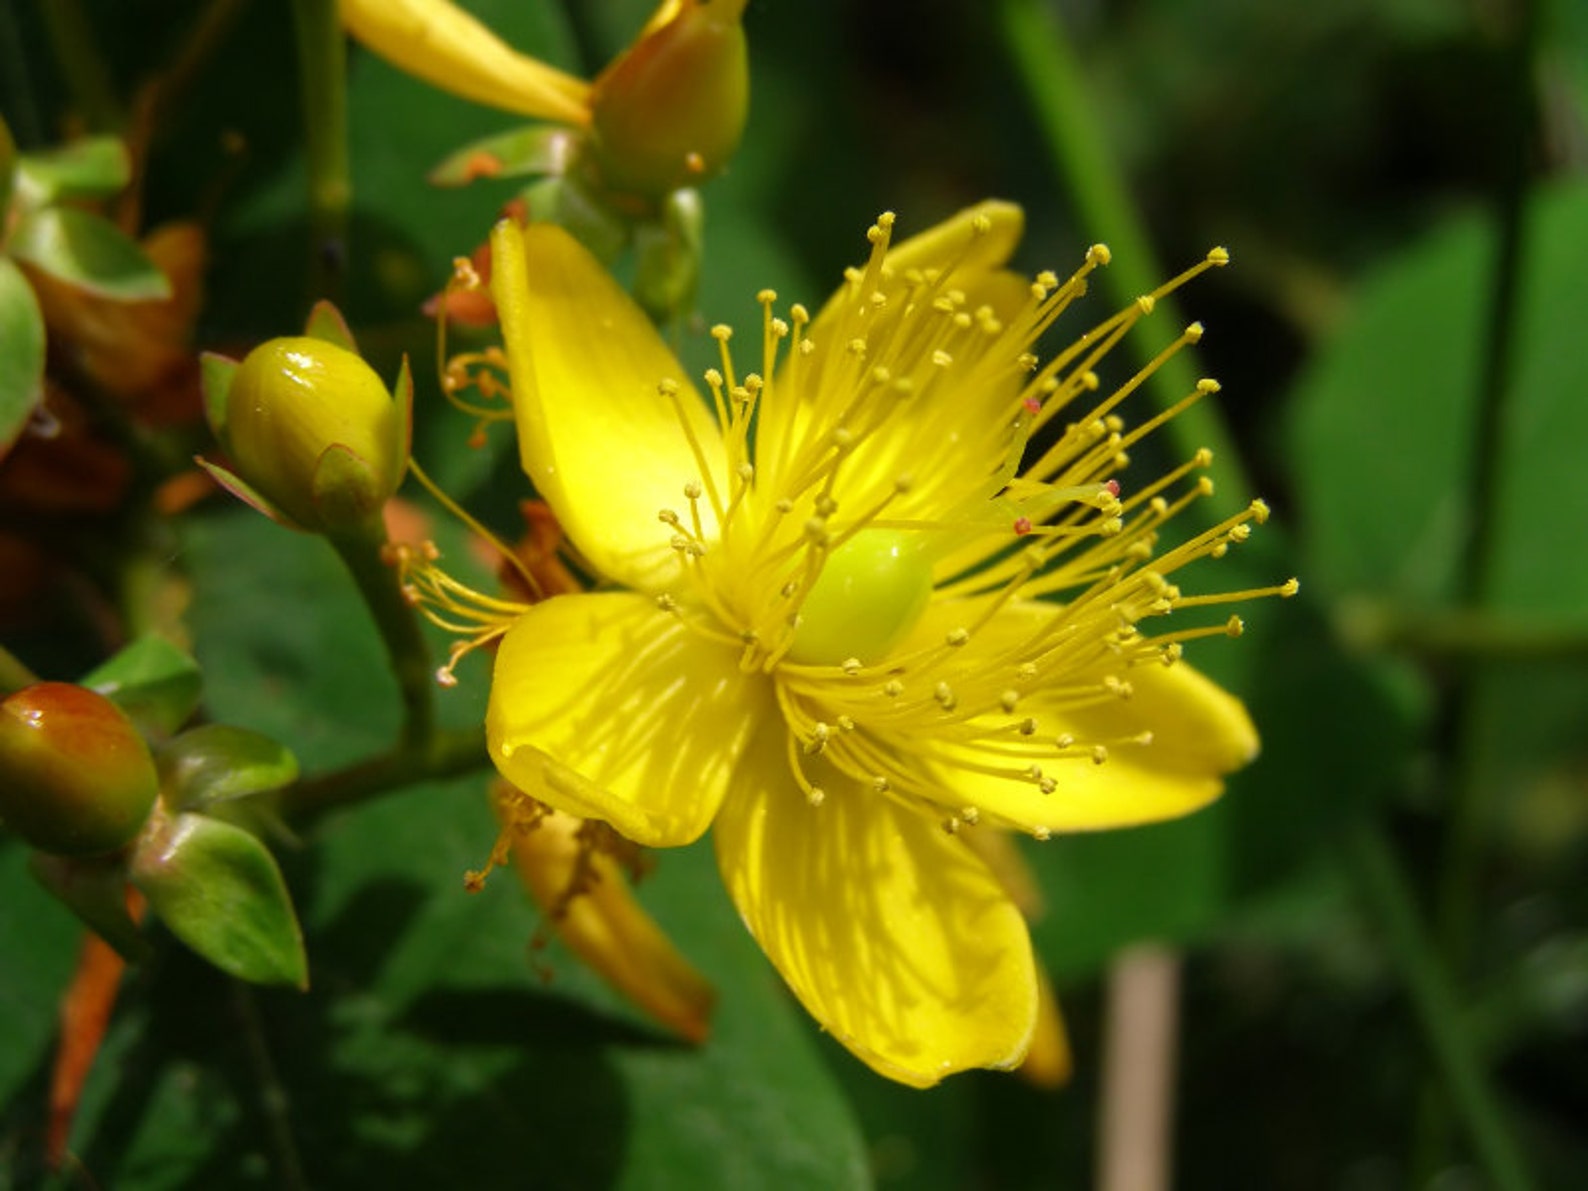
1417,0,1539,1175
1338,601,1588,663
277,726,488,827
38,0,123,131
1342,823,1534,1191
290,0,351,299
326,524,435,751
995,0,1250,525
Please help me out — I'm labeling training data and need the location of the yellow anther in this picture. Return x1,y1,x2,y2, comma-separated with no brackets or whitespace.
945,627,970,647
1207,246,1230,266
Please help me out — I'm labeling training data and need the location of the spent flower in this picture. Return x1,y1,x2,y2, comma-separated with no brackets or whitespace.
406,203,1296,1085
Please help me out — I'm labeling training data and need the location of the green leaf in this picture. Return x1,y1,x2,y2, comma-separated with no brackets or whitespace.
13,135,129,205
0,256,45,459
81,635,203,738
130,811,308,988
7,206,173,301
1287,183,1588,816
156,724,300,811
427,124,578,187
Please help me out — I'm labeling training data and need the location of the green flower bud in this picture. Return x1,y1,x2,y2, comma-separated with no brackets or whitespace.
587,0,749,200
788,529,934,667
0,682,159,857
215,337,406,534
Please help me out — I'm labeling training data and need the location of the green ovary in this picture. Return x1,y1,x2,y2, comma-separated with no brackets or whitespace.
786,530,934,667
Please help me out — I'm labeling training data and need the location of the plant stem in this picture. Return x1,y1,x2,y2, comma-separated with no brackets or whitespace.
1414,0,1539,1176
326,524,435,752
1342,823,1534,1191
995,0,1250,525
290,0,351,300
37,0,122,131
277,726,489,827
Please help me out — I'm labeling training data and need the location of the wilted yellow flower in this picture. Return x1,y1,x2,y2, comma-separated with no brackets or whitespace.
340,0,747,201
410,203,1294,1085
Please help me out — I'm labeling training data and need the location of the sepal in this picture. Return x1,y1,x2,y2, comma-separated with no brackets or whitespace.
81,635,203,738
130,809,308,988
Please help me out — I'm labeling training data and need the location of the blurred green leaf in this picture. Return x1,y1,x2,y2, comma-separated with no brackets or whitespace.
1288,184,1588,813
81,635,203,738
8,206,172,301
1288,184,1588,613
13,135,129,205
157,724,299,811
131,811,308,988
0,256,46,458
0,842,81,1114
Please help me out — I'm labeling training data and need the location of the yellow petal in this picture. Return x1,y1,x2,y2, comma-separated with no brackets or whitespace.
881,198,1024,278
935,659,1258,833
766,201,1030,524
490,219,725,594
493,785,715,1043
486,592,763,846
714,726,1038,1086
340,0,591,124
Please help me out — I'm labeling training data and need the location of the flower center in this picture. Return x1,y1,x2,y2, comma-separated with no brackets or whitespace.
786,529,933,667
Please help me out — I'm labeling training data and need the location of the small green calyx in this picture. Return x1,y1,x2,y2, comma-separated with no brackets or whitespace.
218,336,404,533
0,682,160,857
787,529,934,667
587,0,749,200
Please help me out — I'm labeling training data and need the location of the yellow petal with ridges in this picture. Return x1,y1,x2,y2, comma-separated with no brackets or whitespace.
933,659,1257,833
487,592,762,847
714,725,1038,1087
340,0,591,125
490,219,725,593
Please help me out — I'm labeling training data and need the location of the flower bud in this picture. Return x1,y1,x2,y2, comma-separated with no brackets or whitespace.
586,0,749,200
0,682,159,857
216,337,406,533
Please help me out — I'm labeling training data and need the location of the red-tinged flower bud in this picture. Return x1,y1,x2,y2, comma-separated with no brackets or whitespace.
587,0,749,200
0,682,159,857
219,337,406,533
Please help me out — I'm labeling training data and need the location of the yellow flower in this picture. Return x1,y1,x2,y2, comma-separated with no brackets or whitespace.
447,203,1292,1086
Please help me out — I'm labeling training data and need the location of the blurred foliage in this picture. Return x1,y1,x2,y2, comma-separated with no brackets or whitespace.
2,0,1586,1187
